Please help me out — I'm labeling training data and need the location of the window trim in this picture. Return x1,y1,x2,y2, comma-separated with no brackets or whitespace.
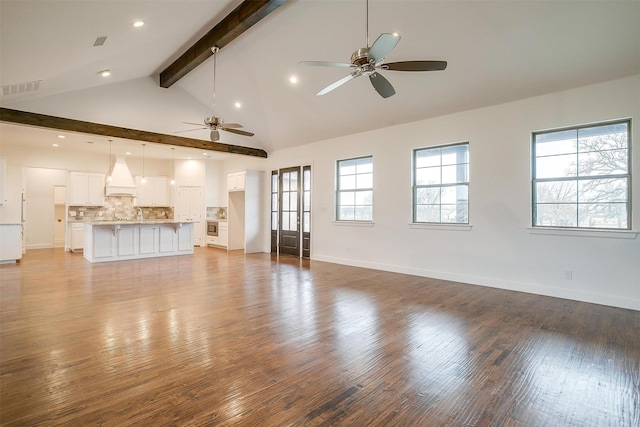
335,155,374,222
412,141,470,225
531,118,632,231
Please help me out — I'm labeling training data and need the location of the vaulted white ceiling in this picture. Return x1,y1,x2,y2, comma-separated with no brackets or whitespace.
1,0,639,160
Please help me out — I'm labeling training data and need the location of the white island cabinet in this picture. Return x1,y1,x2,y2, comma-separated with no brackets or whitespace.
0,224,22,264
83,221,193,263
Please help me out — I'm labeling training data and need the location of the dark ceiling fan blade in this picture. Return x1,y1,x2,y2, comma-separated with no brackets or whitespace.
220,122,243,129
175,127,206,134
223,127,254,137
384,60,448,72
298,61,356,68
369,72,395,98
210,130,220,142
368,33,401,64
316,71,360,96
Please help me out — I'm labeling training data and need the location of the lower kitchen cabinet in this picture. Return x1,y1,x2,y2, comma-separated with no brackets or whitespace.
70,222,84,252
117,226,136,256
83,222,193,263
0,224,22,264
139,226,159,254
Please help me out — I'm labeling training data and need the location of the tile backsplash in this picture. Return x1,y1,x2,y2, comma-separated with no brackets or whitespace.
206,207,227,220
68,196,173,221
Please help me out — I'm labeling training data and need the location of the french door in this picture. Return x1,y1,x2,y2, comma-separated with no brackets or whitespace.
271,166,311,258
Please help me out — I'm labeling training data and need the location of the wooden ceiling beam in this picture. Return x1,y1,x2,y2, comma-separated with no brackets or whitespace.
159,0,287,88
0,108,268,158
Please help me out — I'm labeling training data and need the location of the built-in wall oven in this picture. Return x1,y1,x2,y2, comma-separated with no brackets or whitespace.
206,221,218,237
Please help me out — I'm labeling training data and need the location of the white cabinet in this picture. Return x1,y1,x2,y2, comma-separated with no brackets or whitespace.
116,226,136,256
139,226,159,254
176,186,203,246
135,176,169,206
84,223,193,263
205,221,228,248
227,171,246,192
0,224,22,263
159,225,177,253
69,172,105,206
70,222,84,252
91,226,115,259
218,221,228,247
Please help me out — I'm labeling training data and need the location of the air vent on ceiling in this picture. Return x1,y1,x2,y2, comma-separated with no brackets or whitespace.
1,80,42,97
93,36,108,47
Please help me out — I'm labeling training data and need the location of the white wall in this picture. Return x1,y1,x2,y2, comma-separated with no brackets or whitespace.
260,75,640,310
204,159,225,207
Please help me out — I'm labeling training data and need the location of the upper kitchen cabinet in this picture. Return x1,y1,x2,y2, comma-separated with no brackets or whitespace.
227,171,246,192
68,172,105,206
135,176,169,207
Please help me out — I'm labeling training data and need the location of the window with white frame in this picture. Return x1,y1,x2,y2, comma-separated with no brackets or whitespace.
413,143,469,224
336,156,373,221
532,119,630,229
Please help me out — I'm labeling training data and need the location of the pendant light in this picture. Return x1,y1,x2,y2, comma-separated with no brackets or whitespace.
106,139,113,182
170,147,176,186
141,143,146,184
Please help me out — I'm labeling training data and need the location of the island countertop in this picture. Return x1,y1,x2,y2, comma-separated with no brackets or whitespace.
82,219,194,226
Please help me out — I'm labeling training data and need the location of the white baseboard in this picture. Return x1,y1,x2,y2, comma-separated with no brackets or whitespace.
311,254,640,311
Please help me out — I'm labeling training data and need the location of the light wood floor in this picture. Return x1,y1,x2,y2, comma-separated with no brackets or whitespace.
1,248,638,426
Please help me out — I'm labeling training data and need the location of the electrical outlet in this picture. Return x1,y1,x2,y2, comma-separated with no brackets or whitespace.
564,270,573,280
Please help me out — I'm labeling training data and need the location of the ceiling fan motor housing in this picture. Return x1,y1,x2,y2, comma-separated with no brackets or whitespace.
205,116,222,127
351,48,370,67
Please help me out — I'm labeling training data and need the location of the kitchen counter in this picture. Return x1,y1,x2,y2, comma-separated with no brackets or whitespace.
83,221,194,263
85,219,193,226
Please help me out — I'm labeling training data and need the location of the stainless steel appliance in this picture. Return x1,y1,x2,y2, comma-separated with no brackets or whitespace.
207,221,218,237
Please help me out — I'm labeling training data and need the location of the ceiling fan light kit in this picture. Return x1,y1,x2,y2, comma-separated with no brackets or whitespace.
299,0,447,98
177,46,254,142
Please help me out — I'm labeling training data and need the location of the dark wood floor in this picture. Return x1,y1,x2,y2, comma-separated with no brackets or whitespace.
1,248,638,426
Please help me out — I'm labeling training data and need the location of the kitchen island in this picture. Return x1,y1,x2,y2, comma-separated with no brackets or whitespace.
83,220,194,263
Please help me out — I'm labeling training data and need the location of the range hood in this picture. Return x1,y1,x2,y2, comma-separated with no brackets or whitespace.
105,156,137,196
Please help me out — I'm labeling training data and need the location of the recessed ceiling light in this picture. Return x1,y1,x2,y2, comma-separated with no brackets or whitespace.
289,75,298,84
57,135,65,139
99,70,111,77
234,102,242,109
126,151,132,155
132,20,145,28
52,143,59,147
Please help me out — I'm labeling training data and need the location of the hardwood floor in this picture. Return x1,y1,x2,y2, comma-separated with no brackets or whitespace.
1,248,638,426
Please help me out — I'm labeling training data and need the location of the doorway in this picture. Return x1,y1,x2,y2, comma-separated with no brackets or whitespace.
271,166,311,258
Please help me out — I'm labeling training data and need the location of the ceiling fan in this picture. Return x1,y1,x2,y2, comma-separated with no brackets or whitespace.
177,47,254,142
299,0,447,98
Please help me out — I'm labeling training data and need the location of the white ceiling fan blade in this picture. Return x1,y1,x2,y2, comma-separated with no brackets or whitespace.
299,61,355,68
369,33,401,64
316,71,360,96
182,121,205,126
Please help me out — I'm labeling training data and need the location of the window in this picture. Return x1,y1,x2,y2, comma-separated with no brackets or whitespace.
413,143,469,223
532,119,630,229
336,156,373,221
